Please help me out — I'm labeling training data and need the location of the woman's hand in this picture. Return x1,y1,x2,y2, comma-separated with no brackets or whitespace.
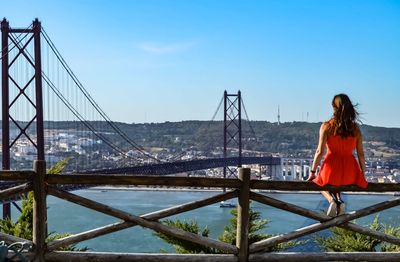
306,174,316,182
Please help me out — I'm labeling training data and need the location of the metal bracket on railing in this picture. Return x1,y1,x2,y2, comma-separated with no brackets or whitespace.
0,241,32,262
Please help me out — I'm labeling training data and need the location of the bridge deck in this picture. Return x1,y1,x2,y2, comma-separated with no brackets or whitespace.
80,156,281,175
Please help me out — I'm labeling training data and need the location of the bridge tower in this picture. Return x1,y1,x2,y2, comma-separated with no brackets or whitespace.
223,90,242,179
1,18,45,218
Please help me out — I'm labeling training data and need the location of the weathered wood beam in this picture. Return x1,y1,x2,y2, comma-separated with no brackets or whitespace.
249,252,400,262
250,192,324,221
145,190,237,219
0,182,31,201
47,190,237,250
45,252,238,262
47,222,131,251
250,192,400,246
251,181,400,192
47,175,241,188
7,251,34,261
0,231,33,245
250,196,400,253
47,186,238,254
0,171,34,181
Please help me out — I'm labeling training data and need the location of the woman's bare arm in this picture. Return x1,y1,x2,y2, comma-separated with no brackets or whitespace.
307,122,328,181
356,127,366,174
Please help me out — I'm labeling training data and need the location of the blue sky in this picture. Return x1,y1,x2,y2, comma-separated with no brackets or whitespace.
2,0,400,127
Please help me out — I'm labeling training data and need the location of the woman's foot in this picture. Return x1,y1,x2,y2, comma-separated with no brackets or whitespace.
327,200,337,217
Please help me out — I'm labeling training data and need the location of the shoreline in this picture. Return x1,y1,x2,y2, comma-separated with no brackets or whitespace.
86,186,399,196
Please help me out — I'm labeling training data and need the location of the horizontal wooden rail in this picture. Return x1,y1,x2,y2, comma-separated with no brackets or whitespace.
47,222,131,251
0,232,33,246
47,190,238,250
251,180,400,192
44,174,400,192
45,252,238,262
0,171,34,181
6,252,34,261
47,175,242,188
0,183,32,201
16,251,400,262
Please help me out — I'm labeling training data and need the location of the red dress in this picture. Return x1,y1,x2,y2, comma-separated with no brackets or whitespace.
313,134,368,188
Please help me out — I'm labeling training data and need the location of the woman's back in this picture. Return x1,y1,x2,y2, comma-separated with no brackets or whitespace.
326,135,357,156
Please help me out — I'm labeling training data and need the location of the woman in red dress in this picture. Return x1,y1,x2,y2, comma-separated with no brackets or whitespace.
307,94,368,216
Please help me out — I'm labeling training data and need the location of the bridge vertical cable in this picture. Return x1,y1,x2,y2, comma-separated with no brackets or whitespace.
169,94,224,162
33,28,167,172
39,27,164,172
240,97,258,142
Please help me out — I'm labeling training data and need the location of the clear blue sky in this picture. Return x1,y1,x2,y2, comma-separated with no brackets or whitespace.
2,0,400,127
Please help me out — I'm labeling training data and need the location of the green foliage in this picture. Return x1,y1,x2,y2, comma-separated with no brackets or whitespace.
0,158,87,251
0,192,35,241
316,216,382,252
155,207,299,253
0,216,31,241
219,208,269,245
219,208,298,252
381,225,400,252
316,215,400,252
47,157,72,174
154,219,214,254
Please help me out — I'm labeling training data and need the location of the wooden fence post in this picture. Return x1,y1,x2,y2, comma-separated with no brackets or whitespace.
33,160,47,262
236,168,250,262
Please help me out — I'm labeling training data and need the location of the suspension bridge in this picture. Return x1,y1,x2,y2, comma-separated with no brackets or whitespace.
1,19,282,215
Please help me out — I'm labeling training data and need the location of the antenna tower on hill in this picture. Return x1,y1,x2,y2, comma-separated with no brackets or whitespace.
277,105,281,125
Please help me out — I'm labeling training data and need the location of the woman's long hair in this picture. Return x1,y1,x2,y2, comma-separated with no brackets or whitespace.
330,94,359,137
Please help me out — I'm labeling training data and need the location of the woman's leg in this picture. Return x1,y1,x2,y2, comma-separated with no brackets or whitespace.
334,192,342,202
321,191,338,217
334,192,345,215
321,191,334,202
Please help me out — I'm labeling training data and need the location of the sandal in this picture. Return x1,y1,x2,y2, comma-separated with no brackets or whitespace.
327,200,337,217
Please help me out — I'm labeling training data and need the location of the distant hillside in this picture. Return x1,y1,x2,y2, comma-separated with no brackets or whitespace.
115,121,399,160
2,120,400,160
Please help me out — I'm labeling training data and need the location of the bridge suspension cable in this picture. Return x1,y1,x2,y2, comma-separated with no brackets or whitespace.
7,33,133,160
241,97,258,141
169,94,224,161
40,27,162,163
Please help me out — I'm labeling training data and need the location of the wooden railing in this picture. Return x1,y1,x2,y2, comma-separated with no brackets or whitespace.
1,160,400,261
